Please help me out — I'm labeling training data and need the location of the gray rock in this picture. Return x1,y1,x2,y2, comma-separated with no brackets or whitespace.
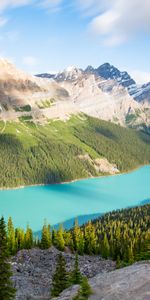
54,261,150,300
11,247,115,300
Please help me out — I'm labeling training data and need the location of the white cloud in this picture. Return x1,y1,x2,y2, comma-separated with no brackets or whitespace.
0,16,8,26
130,70,150,85
23,56,38,67
0,0,32,11
85,0,150,46
76,0,106,16
40,0,62,7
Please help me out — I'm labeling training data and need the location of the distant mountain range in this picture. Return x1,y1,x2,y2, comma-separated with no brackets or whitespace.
0,58,149,133
37,63,150,105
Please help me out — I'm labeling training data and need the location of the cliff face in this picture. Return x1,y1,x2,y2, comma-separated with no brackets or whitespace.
0,59,150,132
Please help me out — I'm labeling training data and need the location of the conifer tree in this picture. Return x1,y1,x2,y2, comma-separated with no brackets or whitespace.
84,221,97,254
71,253,82,284
101,233,110,258
40,221,52,249
0,217,16,300
7,217,16,255
51,253,68,297
15,228,25,251
24,225,33,249
73,276,92,300
55,224,65,251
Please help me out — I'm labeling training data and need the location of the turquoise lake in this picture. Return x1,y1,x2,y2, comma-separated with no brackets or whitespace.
0,165,150,231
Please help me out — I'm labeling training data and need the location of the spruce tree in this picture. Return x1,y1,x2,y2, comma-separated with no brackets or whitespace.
55,224,65,251
71,253,82,284
101,233,110,259
0,217,16,300
40,221,52,249
24,225,33,249
73,276,92,300
7,217,16,255
51,253,68,297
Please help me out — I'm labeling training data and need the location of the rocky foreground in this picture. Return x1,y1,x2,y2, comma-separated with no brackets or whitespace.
54,261,150,300
11,247,150,300
11,247,115,300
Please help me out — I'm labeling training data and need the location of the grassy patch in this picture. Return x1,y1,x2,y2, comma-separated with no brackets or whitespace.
15,105,32,112
37,98,55,109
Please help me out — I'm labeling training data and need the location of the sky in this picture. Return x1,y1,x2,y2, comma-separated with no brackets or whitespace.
0,0,150,83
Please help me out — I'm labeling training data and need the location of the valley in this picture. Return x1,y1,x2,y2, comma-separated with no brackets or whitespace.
0,115,150,189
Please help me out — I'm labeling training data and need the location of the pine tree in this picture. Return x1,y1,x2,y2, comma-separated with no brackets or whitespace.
0,217,16,300
7,217,16,255
71,253,82,284
101,233,110,259
40,221,52,249
73,276,92,300
24,225,33,249
51,253,68,297
84,221,97,254
15,228,25,251
55,224,65,251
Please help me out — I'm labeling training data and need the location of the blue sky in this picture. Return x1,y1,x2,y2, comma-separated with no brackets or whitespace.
0,0,150,83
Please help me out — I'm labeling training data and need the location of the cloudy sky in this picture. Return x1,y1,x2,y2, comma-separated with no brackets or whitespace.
0,0,150,83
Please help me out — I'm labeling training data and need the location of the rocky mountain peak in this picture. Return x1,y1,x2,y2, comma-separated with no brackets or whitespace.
95,63,136,88
85,65,95,74
56,65,83,81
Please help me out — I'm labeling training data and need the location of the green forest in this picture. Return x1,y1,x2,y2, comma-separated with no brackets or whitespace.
0,115,150,188
1,204,149,299
2,204,150,266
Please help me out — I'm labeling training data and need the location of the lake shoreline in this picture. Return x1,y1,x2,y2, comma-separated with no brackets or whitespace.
0,163,149,191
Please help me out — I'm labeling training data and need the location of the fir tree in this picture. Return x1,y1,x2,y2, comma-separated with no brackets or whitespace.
73,277,92,300
71,253,82,284
101,233,110,259
51,253,68,297
55,224,65,251
84,221,97,254
0,217,16,300
40,221,52,249
7,217,16,255
24,225,33,249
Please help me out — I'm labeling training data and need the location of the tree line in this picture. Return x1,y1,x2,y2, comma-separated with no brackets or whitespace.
4,204,150,265
0,204,149,300
0,216,91,300
0,115,150,188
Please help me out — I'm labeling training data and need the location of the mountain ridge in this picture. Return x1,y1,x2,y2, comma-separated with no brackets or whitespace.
0,58,149,133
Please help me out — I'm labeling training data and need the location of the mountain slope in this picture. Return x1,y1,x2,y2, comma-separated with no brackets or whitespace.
35,62,150,131
0,115,150,188
0,59,149,132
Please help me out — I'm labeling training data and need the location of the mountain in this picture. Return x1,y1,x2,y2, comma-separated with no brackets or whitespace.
36,62,150,132
0,58,149,132
86,62,136,89
0,115,150,188
0,58,71,121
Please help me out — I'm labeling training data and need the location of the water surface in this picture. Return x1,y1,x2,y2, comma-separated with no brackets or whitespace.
0,165,150,231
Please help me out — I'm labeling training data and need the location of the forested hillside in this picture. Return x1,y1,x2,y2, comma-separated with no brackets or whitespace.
0,115,150,188
3,204,150,265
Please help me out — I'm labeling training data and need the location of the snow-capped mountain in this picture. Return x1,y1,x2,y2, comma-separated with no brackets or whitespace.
86,63,136,89
37,63,150,106
0,58,149,132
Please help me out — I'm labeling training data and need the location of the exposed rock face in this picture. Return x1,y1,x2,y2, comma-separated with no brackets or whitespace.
0,58,149,131
11,247,115,300
54,261,150,300
0,58,69,118
78,155,119,175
